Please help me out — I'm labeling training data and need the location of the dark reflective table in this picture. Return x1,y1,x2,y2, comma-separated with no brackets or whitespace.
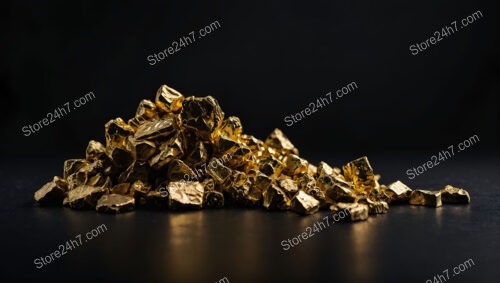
1,154,498,283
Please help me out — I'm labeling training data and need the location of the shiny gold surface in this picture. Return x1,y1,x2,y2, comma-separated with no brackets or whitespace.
409,190,442,207
96,194,135,213
34,83,470,216
291,190,320,215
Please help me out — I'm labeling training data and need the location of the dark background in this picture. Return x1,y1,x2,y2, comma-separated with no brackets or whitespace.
2,1,500,283
3,0,499,158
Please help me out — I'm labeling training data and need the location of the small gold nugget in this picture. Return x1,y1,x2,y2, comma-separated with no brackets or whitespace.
385,180,413,203
34,83,470,217
409,190,442,207
290,190,320,215
96,194,135,214
440,185,470,204
329,203,369,222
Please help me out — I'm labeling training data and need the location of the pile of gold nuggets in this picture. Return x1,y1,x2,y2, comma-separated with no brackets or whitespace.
34,84,470,219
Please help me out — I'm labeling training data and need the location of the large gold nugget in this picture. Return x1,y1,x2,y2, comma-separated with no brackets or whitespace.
86,140,107,161
168,181,204,210
440,185,470,204
184,141,208,167
105,118,134,147
409,190,442,207
135,99,158,120
96,194,135,213
34,181,66,205
284,154,308,176
277,177,299,197
63,185,107,209
295,172,316,191
63,159,88,179
134,118,176,141
264,128,299,155
259,155,284,178
155,85,184,113
342,156,376,194
219,116,243,140
385,180,412,203
181,96,224,140
291,190,320,215
128,138,156,162
167,159,195,181
263,184,290,210
317,161,335,176
206,158,232,184
329,203,369,222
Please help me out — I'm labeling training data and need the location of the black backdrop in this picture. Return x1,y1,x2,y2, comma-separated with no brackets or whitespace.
3,0,499,157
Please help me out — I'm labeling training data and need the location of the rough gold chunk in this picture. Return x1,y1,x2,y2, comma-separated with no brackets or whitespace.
259,155,284,178
34,181,66,205
216,135,239,153
184,141,208,167
277,177,299,197
86,140,107,161
305,186,328,208
240,134,265,152
107,146,133,169
364,199,389,214
63,185,107,209
291,190,320,215
181,96,224,140
342,156,376,194
440,185,470,204
128,138,156,161
135,99,158,120
295,172,316,191
130,180,150,197
324,183,356,202
168,181,204,210
284,154,308,176
263,184,290,210
118,161,150,183
155,85,184,113
63,159,88,179
219,116,243,140
167,159,195,182
111,183,131,195
329,202,369,222
317,161,334,176
264,128,299,155
386,180,413,203
96,194,135,213
105,118,134,147
52,176,68,191
409,190,442,207
206,158,232,184
134,118,176,141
